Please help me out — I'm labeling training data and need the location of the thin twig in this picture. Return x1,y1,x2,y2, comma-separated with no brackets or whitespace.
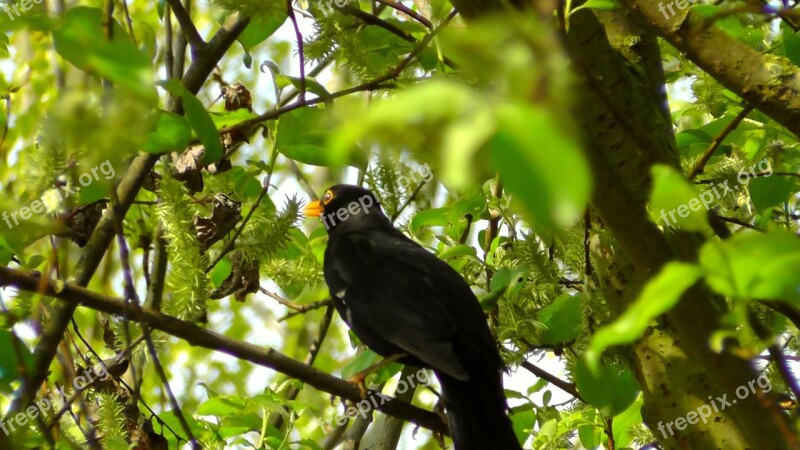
714,214,764,232
287,0,306,102
218,9,458,138
688,104,754,180
260,286,303,310
270,305,335,430
483,177,503,292
109,187,200,449
166,0,205,52
120,0,137,46
207,140,280,270
0,94,11,156
375,0,433,29
521,360,583,402
45,337,145,431
165,4,174,79
391,179,427,223
749,308,800,402
279,299,334,322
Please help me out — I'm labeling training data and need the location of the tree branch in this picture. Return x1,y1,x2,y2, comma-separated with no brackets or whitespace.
688,104,754,179
620,0,800,138
166,0,206,54
521,360,582,402
0,266,450,436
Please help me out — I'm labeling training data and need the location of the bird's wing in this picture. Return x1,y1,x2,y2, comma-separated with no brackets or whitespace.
325,229,473,380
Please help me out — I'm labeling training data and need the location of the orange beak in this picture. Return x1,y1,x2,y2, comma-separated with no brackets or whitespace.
304,200,324,218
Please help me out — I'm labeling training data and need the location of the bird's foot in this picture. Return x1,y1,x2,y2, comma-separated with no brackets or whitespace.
347,352,407,398
347,372,370,399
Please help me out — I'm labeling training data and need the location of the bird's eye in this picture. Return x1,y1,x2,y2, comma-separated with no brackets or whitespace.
321,190,334,205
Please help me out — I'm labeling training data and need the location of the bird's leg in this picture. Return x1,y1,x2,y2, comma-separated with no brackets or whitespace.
433,395,448,424
347,353,407,398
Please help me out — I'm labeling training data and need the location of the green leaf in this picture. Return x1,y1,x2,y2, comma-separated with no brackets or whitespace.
353,26,415,73
409,207,449,238
284,76,332,100
579,423,603,449
538,293,583,345
227,167,263,200
649,164,707,231
480,265,530,310
612,395,643,448
0,239,14,266
692,5,762,47
510,408,535,445
219,413,262,439
276,107,347,167
442,109,496,190
574,360,639,417
330,80,474,173
210,257,233,288
676,129,712,157
783,25,800,66
0,330,32,392
251,390,286,413
341,349,381,379
52,7,155,102
699,231,800,302
24,255,46,269
210,108,258,130
160,79,223,164
238,14,287,53
438,244,478,261
76,180,111,206
587,262,702,368
748,176,797,212
446,188,486,241
488,103,590,234
142,110,192,154
571,0,620,14
198,395,248,417
371,362,403,385
158,410,205,444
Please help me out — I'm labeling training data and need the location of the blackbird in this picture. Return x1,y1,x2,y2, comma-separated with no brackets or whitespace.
305,184,521,450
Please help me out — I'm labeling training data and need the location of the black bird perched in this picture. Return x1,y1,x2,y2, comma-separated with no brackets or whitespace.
305,184,522,450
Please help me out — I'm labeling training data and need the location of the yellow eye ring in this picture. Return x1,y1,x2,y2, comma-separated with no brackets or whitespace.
321,190,334,205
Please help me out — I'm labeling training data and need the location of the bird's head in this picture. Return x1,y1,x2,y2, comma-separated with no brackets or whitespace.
303,184,386,233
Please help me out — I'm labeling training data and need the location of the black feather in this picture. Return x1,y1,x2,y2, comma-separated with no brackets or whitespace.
316,184,522,450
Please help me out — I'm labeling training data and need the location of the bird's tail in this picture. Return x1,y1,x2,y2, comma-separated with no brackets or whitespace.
438,372,522,450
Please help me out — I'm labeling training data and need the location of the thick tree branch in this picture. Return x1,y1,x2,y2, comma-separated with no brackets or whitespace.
620,0,800,137
0,266,449,436
565,9,795,448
